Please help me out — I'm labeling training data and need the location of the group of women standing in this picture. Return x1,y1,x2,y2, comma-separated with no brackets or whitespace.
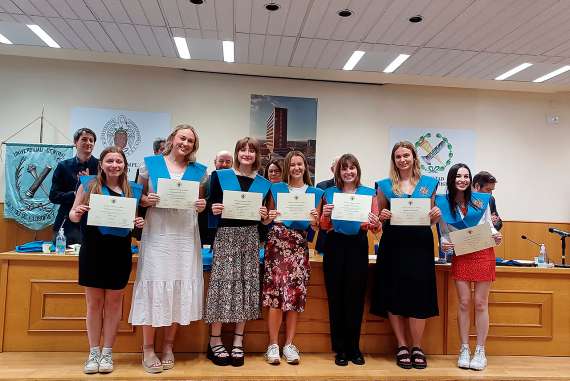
69,124,501,375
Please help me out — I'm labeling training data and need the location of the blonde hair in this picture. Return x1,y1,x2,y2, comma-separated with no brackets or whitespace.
282,151,313,186
84,146,132,203
389,141,421,195
233,137,261,171
162,124,199,164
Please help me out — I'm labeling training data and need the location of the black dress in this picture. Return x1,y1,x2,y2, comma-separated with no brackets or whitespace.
370,199,439,319
78,189,133,290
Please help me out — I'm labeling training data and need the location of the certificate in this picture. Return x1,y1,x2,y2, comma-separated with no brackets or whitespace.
390,198,431,226
449,222,496,256
276,193,315,222
156,178,199,209
87,194,137,229
331,193,372,222
222,190,262,221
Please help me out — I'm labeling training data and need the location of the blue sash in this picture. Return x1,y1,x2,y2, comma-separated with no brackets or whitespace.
435,192,491,229
270,182,324,230
80,175,143,237
209,169,271,228
376,175,438,200
324,185,375,235
144,155,207,192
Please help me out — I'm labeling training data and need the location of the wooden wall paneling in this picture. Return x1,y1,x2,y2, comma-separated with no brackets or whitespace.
0,261,8,352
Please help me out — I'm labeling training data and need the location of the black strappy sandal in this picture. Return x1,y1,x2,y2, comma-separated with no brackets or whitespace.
231,332,245,367
411,346,427,369
395,346,413,369
207,335,230,366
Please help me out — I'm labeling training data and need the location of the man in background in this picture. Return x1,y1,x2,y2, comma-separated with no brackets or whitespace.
315,157,339,253
316,157,338,190
49,128,98,244
473,171,502,231
199,150,234,245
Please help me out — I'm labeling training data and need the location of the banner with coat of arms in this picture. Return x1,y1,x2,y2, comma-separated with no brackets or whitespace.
70,107,171,180
390,127,476,193
4,143,74,230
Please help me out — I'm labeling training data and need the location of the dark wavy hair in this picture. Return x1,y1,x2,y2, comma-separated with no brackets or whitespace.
446,163,478,218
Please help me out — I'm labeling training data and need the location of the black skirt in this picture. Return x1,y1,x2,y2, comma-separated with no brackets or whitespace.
370,222,439,319
78,224,133,290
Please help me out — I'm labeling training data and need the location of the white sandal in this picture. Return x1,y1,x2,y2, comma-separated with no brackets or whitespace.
142,344,163,374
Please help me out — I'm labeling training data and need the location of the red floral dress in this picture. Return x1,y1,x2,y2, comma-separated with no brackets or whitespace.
262,224,311,312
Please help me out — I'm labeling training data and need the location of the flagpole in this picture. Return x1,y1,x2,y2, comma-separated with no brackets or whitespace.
40,107,44,143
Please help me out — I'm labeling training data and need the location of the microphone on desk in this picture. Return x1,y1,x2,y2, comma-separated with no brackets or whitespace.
548,227,570,238
521,235,541,246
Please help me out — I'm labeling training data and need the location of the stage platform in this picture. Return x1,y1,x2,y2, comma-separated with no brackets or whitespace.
0,352,568,381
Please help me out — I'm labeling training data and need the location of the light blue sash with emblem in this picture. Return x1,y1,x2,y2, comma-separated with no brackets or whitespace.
209,169,271,228
144,155,207,192
80,175,143,237
324,185,375,235
270,182,324,230
376,175,438,200
435,192,491,229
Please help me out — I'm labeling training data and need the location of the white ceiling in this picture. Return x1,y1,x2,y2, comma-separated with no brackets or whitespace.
2,0,570,91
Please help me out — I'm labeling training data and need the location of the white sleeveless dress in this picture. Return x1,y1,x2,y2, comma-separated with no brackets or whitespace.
129,165,204,327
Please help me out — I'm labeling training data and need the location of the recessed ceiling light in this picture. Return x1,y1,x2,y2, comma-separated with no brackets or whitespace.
494,63,533,81
26,24,60,48
337,9,353,17
533,65,570,83
0,33,13,44
343,51,365,71
409,15,423,23
173,36,191,59
383,54,410,73
222,40,234,63
265,3,280,11
189,0,204,4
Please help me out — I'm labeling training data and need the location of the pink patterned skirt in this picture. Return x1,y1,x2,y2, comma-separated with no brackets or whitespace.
451,247,496,282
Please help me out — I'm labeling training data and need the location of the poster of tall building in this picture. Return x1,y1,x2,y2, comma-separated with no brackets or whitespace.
250,95,318,181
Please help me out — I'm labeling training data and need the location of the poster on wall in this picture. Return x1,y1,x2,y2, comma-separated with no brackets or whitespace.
250,95,318,182
70,107,171,180
4,143,74,230
390,127,476,193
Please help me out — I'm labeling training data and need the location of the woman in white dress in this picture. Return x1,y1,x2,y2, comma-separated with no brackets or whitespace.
129,124,207,373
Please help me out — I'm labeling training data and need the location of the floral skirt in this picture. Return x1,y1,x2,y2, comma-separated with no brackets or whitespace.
204,225,261,323
262,224,310,312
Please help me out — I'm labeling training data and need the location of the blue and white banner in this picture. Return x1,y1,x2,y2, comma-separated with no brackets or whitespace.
4,143,73,230
70,107,171,180
390,127,476,193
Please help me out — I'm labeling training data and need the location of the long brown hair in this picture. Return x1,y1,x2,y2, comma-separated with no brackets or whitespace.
162,124,199,164
233,137,261,171
282,150,313,186
334,153,362,189
389,141,421,195
83,146,132,203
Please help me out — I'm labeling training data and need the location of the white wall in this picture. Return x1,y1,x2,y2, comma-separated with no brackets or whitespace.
1,55,569,222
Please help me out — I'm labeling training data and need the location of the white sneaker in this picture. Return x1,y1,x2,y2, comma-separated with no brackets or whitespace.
98,351,114,373
457,344,470,369
470,345,487,371
265,344,280,365
83,348,100,374
282,343,300,365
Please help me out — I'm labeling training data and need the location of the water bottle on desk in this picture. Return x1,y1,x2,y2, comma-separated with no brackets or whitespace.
55,227,66,255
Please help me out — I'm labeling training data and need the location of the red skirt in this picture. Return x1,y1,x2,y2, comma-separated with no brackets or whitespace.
451,247,496,282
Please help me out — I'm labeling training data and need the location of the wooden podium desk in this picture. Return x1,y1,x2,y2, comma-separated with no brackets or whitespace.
0,252,568,356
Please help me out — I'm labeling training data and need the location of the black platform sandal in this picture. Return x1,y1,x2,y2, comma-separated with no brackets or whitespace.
395,346,413,369
411,346,427,369
207,335,230,366
230,332,245,367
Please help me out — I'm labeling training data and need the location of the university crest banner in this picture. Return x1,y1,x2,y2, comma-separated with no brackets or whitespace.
4,143,74,230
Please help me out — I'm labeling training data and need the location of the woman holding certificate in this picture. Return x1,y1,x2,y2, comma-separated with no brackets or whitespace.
69,146,144,374
320,153,380,366
370,141,441,370
205,137,271,367
128,125,207,373
262,151,322,365
435,163,502,371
